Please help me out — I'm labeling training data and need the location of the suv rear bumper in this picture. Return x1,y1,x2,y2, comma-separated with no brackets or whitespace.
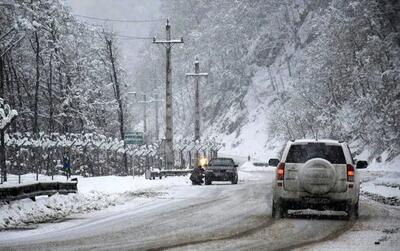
278,197,352,211
273,185,359,209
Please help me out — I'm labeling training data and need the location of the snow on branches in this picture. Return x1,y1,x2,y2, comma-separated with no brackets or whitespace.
0,98,18,131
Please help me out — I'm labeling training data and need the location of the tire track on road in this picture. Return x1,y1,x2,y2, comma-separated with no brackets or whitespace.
275,219,356,251
150,216,276,251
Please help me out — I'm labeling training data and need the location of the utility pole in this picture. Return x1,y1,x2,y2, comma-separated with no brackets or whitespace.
137,94,151,144
153,19,183,169
143,95,147,136
152,92,163,142
154,93,159,141
186,57,208,142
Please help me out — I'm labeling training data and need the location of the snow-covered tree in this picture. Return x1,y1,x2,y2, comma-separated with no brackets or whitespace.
135,0,400,159
0,98,18,182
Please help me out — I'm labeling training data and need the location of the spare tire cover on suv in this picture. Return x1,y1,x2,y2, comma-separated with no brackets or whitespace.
299,158,336,195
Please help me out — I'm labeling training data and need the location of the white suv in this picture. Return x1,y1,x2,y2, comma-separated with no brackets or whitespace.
269,139,368,219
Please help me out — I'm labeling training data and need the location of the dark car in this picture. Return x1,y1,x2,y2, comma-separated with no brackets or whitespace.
205,158,239,185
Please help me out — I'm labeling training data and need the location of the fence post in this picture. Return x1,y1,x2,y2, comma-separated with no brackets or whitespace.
136,155,140,175
145,154,149,171
106,149,110,175
179,146,186,169
98,142,104,176
34,147,39,181
51,149,54,181
188,150,192,169
130,153,134,180
17,149,21,184
52,141,59,180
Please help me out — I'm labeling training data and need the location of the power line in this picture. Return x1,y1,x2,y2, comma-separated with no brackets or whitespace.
72,24,154,40
74,14,164,23
96,33,154,41
114,34,153,40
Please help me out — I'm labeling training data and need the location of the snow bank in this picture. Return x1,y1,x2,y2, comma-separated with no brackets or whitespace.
0,175,190,230
0,191,117,230
357,154,400,206
366,154,400,172
361,171,400,206
77,175,190,194
238,161,275,182
239,161,274,172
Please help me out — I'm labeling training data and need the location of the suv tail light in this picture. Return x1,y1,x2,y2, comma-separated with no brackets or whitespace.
277,162,285,181
347,164,355,182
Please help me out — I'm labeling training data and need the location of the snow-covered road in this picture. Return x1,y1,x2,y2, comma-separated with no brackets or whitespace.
0,169,399,250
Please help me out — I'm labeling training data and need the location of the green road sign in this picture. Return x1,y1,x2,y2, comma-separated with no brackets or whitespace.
125,132,144,145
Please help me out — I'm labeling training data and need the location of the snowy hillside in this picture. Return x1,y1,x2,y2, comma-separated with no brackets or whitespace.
136,0,400,163
208,69,285,160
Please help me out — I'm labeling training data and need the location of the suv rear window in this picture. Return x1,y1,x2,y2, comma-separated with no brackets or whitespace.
285,143,346,164
209,158,234,166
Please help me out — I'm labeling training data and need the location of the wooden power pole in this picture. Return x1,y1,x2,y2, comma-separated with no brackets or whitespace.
153,19,183,169
186,57,208,142
143,95,147,135
152,92,163,142
137,94,150,144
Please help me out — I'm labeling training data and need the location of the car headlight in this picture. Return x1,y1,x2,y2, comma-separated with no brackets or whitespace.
199,157,208,167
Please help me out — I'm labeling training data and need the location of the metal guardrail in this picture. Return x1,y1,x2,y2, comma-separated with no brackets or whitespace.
145,169,193,180
0,181,78,202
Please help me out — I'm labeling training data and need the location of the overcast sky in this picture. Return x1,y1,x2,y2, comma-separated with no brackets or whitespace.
65,0,162,73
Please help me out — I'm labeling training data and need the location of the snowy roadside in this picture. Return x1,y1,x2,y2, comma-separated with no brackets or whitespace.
359,155,400,207
0,175,190,230
3,158,398,233
0,191,118,230
238,161,275,182
361,171,400,206
0,162,269,230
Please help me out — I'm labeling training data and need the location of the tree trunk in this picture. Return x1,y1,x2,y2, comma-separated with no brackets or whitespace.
106,39,127,174
48,53,54,133
0,56,4,96
0,130,6,182
33,31,40,135
63,75,71,134
0,53,4,182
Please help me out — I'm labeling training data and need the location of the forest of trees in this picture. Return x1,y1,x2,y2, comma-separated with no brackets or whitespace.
135,0,400,159
0,0,128,138
268,0,400,158
0,0,132,177
1,0,399,173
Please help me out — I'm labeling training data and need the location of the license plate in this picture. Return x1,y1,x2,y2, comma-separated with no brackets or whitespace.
302,197,330,204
